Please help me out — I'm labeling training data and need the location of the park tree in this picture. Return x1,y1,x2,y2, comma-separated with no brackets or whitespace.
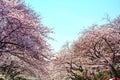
72,16,120,78
0,0,52,78
51,42,88,80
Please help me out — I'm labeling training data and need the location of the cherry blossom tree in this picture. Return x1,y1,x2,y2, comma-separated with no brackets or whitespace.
0,0,53,78
73,16,120,78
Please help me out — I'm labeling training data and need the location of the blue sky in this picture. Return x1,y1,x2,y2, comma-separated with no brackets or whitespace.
25,0,120,52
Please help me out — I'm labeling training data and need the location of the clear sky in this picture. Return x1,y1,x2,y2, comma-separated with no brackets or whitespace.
25,0,120,52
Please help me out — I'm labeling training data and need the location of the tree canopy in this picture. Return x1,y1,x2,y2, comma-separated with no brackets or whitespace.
0,0,53,78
